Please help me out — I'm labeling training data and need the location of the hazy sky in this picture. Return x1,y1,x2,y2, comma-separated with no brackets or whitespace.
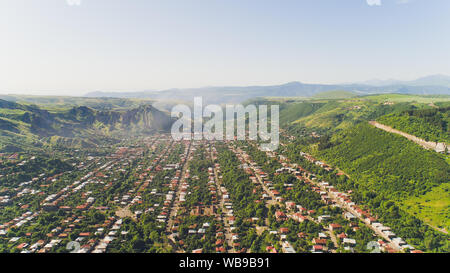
0,0,449,95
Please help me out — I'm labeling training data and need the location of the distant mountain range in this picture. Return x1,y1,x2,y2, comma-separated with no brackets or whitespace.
356,74,450,87
84,74,450,104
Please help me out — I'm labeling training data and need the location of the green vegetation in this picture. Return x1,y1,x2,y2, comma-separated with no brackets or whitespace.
377,107,449,143
217,145,268,250
0,99,172,152
362,94,450,104
401,183,450,233
279,102,324,125
253,94,448,133
1,93,449,253
319,123,448,198
311,123,449,250
0,95,156,111
313,90,357,99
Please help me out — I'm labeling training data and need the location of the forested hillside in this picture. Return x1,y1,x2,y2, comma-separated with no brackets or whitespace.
313,123,449,250
377,107,449,143
319,123,448,198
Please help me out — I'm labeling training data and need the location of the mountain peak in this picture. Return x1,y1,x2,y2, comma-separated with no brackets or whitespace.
282,81,303,86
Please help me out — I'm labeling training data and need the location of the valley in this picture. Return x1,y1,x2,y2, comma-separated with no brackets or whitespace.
0,93,449,253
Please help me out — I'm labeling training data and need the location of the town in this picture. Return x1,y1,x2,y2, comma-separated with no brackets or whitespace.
0,133,422,253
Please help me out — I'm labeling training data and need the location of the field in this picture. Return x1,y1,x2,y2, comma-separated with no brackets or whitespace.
362,94,450,104
312,90,358,99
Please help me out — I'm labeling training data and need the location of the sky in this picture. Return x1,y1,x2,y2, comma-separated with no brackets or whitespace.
0,0,449,96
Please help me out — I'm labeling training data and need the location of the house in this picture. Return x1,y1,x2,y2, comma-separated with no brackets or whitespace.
285,201,296,210
365,217,377,224
329,223,342,231
312,245,323,252
392,237,406,248
16,243,28,250
312,238,327,245
279,227,289,234
197,228,206,234
216,247,226,253
275,211,287,221
318,215,330,223
266,246,277,253
344,212,356,221
343,238,356,245
383,230,396,238
292,213,307,223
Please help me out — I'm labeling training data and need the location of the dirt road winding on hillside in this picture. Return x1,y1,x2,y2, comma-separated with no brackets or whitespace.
369,121,440,151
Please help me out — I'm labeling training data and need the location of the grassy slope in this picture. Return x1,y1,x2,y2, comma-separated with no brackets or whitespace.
279,102,324,125
287,94,450,132
401,183,450,233
362,94,450,104
292,100,415,131
313,90,357,99
318,123,449,233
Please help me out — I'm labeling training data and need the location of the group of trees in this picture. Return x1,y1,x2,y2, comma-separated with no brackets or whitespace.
0,156,73,188
176,216,218,253
216,144,267,250
273,173,323,211
284,122,449,252
184,148,214,208
377,107,449,143
320,123,448,199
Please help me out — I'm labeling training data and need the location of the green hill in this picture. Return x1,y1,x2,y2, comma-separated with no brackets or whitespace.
279,102,324,125
269,94,450,132
290,100,419,131
315,123,449,249
280,96,450,251
377,107,450,143
0,99,173,152
313,90,357,99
